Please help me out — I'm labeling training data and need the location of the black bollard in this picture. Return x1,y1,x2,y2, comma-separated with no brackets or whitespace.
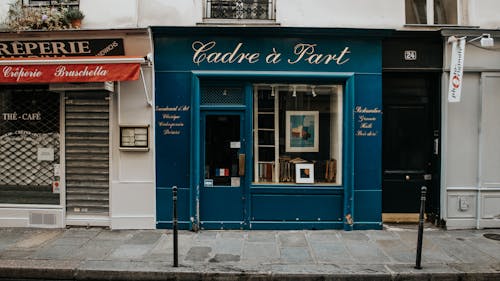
172,186,178,267
415,186,427,270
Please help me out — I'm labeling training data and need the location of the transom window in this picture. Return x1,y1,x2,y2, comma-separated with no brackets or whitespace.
253,84,343,186
406,0,458,25
205,0,275,20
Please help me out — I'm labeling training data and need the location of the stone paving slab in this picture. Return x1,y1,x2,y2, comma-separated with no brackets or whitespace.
0,225,499,280
309,241,354,264
242,241,279,262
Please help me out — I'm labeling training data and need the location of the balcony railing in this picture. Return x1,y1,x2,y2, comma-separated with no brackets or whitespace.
206,0,274,20
25,0,79,7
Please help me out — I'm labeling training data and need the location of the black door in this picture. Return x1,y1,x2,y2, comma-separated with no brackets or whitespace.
382,73,440,215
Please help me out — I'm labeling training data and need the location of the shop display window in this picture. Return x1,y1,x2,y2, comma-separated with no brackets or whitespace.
253,84,343,185
0,87,60,204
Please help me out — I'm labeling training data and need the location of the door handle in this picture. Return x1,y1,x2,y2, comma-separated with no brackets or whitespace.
238,154,245,176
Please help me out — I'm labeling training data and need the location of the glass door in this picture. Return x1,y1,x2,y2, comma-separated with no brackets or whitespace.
200,111,246,229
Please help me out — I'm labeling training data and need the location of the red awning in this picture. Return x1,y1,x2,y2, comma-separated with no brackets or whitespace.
0,56,144,84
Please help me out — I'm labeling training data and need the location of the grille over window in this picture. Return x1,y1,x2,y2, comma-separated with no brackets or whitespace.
25,0,79,6
0,88,60,205
207,0,273,20
201,87,245,105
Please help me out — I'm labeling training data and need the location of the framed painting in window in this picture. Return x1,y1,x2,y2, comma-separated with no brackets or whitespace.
285,111,319,152
295,163,314,184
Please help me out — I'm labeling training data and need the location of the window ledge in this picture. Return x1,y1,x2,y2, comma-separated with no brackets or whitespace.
403,24,480,29
0,204,63,209
119,147,150,152
198,19,280,26
251,184,342,188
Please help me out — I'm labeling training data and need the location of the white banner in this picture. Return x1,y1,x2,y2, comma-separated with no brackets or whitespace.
448,37,466,102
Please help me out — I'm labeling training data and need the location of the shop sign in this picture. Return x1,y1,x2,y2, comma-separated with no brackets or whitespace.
2,112,41,121
156,105,190,136
0,39,124,58
355,106,381,137
0,63,140,83
191,41,351,66
448,37,465,103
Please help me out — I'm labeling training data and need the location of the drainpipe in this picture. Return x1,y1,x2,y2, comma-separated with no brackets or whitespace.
136,0,140,28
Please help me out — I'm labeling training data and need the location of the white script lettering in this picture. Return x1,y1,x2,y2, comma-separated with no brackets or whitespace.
288,44,351,65
54,65,108,77
192,41,260,65
2,66,42,82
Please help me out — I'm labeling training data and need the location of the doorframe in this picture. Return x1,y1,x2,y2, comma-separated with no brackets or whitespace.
381,72,441,222
190,77,254,230
199,109,248,229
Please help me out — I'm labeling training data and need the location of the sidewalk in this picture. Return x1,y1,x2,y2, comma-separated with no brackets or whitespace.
0,224,499,281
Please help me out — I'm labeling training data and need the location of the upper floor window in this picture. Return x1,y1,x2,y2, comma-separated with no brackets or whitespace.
406,0,458,25
206,0,275,21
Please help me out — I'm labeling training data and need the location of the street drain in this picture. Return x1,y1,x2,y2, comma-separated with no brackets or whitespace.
483,233,500,241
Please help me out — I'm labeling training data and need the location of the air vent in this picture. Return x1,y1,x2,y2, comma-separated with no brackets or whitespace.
29,212,57,226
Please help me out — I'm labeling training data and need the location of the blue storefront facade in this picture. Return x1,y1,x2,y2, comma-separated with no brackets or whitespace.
153,27,387,230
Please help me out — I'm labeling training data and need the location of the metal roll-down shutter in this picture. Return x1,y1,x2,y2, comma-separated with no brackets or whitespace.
65,91,109,217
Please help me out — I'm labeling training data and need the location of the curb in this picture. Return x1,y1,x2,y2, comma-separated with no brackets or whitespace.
1,265,500,281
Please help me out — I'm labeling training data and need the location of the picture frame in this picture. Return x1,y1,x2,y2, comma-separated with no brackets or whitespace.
285,111,319,152
295,163,314,184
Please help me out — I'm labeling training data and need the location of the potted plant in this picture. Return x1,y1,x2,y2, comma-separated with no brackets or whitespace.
5,0,68,31
64,8,84,28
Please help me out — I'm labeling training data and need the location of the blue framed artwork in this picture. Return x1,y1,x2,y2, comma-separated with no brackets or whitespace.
285,111,319,152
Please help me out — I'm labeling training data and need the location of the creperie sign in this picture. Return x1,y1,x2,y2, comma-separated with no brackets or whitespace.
0,41,91,56
1,63,140,83
0,39,125,57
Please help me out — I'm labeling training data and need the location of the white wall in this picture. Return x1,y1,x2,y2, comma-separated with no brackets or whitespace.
110,71,156,229
276,0,404,28
443,72,480,229
109,33,155,229
478,73,500,228
78,0,500,29
138,0,202,27
80,0,138,29
467,0,500,28
80,0,203,29
0,1,8,27
444,73,480,188
1,0,500,29
443,40,500,229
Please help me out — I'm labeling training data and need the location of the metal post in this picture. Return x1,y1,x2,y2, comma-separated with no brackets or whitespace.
415,186,427,270
172,186,178,267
